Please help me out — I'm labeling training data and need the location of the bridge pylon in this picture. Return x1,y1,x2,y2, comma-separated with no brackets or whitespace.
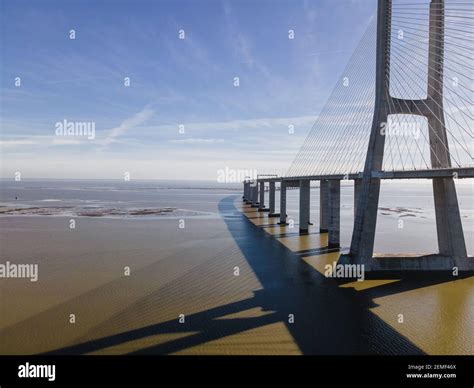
339,0,471,271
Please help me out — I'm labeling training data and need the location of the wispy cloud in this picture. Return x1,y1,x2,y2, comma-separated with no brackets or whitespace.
171,138,225,144
103,106,155,144
145,115,319,133
0,139,38,147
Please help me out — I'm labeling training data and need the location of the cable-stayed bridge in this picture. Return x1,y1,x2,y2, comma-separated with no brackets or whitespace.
243,0,473,272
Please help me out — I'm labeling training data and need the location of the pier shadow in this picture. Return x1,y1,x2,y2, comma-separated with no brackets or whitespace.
268,231,322,239
45,195,468,355
296,246,341,258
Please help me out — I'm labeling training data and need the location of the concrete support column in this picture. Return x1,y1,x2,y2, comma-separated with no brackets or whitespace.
279,181,288,225
432,178,468,265
269,182,276,214
251,183,258,207
299,180,311,234
243,182,249,202
319,180,329,232
328,180,341,248
258,181,265,211
425,0,468,269
354,179,363,218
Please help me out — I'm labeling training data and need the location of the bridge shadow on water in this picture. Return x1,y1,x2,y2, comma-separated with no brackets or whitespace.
46,195,466,355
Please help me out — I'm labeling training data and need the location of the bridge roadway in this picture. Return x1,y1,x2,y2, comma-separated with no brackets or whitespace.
242,167,474,272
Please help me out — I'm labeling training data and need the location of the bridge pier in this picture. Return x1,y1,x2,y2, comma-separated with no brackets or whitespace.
354,179,362,218
299,180,310,234
328,180,341,248
258,181,268,212
268,182,279,217
243,182,250,203
433,178,468,268
251,183,259,208
278,181,288,225
319,180,329,232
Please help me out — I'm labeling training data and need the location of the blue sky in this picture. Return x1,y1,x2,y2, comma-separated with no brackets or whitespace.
1,0,375,180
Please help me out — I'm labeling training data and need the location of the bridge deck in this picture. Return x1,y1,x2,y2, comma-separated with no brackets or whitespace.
250,167,474,183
